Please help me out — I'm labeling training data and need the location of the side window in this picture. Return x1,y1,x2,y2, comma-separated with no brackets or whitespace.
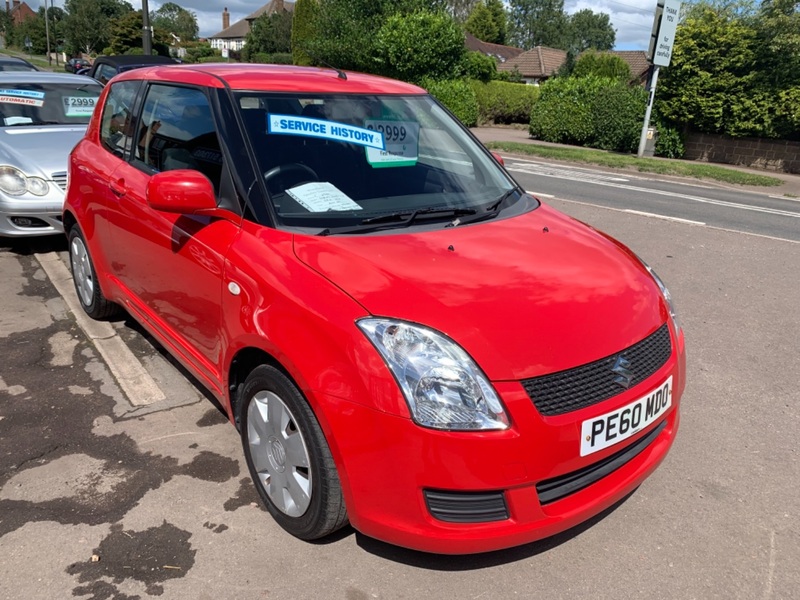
134,84,224,194
96,64,116,85
99,81,140,158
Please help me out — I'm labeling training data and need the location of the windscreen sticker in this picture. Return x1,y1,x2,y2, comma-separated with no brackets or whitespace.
0,89,44,107
268,114,385,150
62,96,99,117
4,116,33,126
286,182,363,212
0,88,45,100
365,120,420,168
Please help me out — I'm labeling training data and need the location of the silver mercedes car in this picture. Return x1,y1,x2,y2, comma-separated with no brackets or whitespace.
0,72,102,237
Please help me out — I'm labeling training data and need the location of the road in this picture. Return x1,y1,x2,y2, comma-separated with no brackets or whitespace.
1,166,799,599
503,155,800,242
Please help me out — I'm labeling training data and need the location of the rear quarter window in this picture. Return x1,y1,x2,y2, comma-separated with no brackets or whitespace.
99,81,141,158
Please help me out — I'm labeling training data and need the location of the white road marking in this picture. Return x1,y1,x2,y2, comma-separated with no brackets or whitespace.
623,210,706,226
35,252,166,406
509,162,800,219
553,198,800,244
526,190,555,198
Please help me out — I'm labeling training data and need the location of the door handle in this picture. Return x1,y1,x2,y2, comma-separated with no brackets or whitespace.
109,179,127,197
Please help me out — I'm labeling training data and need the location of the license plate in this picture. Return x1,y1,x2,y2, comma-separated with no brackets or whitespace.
580,376,672,457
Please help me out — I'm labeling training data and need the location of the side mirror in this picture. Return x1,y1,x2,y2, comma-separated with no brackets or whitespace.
491,152,505,166
146,169,217,214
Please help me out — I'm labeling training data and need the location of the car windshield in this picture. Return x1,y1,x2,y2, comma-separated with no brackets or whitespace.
0,81,102,126
234,92,520,232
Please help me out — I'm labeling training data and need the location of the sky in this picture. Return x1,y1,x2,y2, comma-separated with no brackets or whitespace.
40,0,661,51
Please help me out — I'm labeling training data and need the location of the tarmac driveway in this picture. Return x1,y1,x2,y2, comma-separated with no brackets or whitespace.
1,197,798,599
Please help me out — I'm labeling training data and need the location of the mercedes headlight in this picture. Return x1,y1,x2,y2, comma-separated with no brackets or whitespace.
0,166,50,196
358,318,509,431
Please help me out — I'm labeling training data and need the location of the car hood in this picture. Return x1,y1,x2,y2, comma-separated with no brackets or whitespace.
293,204,668,381
0,125,87,177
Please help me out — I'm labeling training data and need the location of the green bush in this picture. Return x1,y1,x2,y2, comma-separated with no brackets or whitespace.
269,53,293,64
421,78,479,127
461,51,496,83
572,51,631,83
530,76,617,145
198,56,225,63
654,123,686,158
471,80,540,125
589,84,647,152
376,11,465,84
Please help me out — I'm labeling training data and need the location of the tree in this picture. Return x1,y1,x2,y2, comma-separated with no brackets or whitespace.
508,0,570,50
569,9,615,52
298,0,433,73
485,0,508,44
753,0,800,88
244,9,293,58
376,11,465,83
106,10,170,55
291,0,319,65
63,0,133,55
465,0,507,44
656,3,762,135
572,50,630,81
150,2,199,42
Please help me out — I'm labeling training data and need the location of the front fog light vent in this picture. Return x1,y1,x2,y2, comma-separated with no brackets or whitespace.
424,489,509,523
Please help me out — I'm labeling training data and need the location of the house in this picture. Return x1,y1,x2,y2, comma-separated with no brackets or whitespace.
209,0,295,53
465,33,524,64
609,50,651,85
5,0,35,26
496,46,567,84
496,47,652,86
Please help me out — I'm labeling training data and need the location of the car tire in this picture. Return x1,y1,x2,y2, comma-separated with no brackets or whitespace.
68,226,119,319
240,365,348,540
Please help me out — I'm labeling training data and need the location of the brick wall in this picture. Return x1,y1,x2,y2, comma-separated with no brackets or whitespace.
684,132,800,174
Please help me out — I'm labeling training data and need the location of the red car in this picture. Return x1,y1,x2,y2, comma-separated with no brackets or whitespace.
63,64,685,554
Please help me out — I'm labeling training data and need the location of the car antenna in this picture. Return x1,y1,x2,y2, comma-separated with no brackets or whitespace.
304,49,347,80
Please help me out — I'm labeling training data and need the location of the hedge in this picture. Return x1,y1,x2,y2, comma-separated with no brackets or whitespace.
470,80,539,125
421,78,479,127
589,84,648,152
530,76,618,145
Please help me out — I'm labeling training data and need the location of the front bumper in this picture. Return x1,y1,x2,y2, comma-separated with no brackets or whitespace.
0,194,64,237
318,329,686,554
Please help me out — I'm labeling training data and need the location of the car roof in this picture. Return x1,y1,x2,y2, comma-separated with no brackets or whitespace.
0,71,101,84
0,56,37,69
115,63,426,95
93,55,178,67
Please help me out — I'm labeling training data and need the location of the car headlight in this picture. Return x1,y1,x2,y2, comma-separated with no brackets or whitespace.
358,318,509,431
0,166,50,196
639,258,680,332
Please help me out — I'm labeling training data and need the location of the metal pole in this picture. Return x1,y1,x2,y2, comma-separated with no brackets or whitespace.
142,0,152,55
51,0,58,66
637,65,660,158
44,1,51,65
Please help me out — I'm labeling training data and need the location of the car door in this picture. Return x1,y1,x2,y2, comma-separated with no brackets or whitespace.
102,82,242,391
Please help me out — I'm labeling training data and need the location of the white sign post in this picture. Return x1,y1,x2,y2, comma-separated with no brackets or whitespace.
638,0,682,158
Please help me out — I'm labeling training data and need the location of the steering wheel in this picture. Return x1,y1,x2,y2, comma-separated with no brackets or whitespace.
263,163,319,193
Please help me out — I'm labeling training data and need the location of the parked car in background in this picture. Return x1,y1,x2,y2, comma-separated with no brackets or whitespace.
0,56,39,72
65,58,91,73
0,72,102,236
63,64,685,554
77,54,178,84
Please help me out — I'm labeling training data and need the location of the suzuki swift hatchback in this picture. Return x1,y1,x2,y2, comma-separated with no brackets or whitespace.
63,64,685,554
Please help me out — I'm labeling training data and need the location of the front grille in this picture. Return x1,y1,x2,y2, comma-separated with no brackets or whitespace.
536,420,667,505
424,489,509,523
51,171,68,191
522,323,672,416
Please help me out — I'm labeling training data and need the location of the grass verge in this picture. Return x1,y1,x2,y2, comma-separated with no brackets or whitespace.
486,141,783,187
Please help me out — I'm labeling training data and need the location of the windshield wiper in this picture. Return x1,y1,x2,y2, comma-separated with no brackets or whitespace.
318,207,477,236
6,120,63,126
447,188,520,228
